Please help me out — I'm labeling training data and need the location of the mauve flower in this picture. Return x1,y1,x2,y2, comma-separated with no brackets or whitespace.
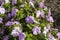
12,0,17,6
36,10,44,18
5,0,10,3
5,21,13,26
48,33,56,40
18,32,26,40
25,16,34,23
11,8,16,17
57,32,60,39
0,6,5,14
46,16,54,22
11,27,26,39
48,9,51,16
11,26,26,39
49,33,54,38
0,18,3,24
46,8,54,22
3,35,9,40
40,11,44,18
11,27,21,37
39,2,44,8
32,26,41,35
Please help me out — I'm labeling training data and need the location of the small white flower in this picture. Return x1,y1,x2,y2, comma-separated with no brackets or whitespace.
36,10,44,18
46,24,51,30
0,7,5,14
36,10,40,18
15,9,18,12
13,21,19,24
43,31,47,36
33,31,38,35
46,16,54,22
34,20,40,24
44,6,48,10
52,38,56,40
14,27,21,32
11,30,19,37
43,27,49,36
11,27,21,37
20,4,24,7
5,0,10,3
13,21,21,25
29,1,34,8
32,26,41,35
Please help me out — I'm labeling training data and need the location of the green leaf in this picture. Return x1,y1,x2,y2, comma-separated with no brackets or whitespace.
3,3,11,11
40,23,45,29
17,10,25,19
51,30,57,37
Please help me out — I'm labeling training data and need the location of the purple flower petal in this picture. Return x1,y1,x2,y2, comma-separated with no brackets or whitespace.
46,16,54,22
25,16,34,23
36,10,44,18
48,33,56,40
11,8,16,17
5,21,13,26
0,28,4,34
0,18,3,24
39,2,44,8
48,9,51,16
12,0,17,6
18,32,26,40
3,35,8,40
46,24,51,30
57,32,60,38
6,13,11,19
32,26,41,35
0,0,2,5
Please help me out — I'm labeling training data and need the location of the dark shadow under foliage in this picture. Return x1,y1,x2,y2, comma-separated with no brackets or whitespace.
45,0,60,31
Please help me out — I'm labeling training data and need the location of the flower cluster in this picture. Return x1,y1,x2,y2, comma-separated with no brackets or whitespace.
0,0,60,40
